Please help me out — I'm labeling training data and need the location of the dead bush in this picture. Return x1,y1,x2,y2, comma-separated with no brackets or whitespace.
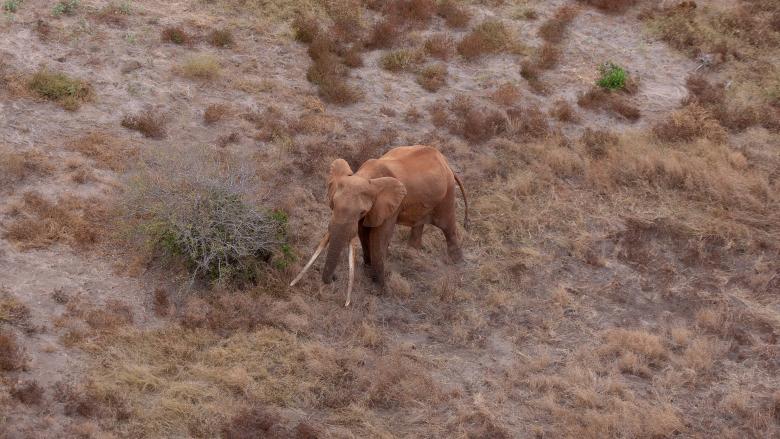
346,127,398,170
55,383,100,418
457,19,513,60
491,83,521,107
208,28,234,48
243,106,292,141
550,99,577,122
4,192,106,249
0,148,53,188
65,132,135,171
204,103,229,125
417,63,447,92
0,329,26,371
506,106,550,140
11,380,45,405
306,53,362,105
161,26,190,45
446,96,507,143
292,14,322,44
652,104,726,143
178,54,221,80
367,351,443,408
121,109,167,139
424,33,454,60
122,147,288,286
538,5,579,43
536,42,561,70
581,128,617,158
437,0,471,28
380,48,423,72
577,87,640,121
153,288,170,317
366,16,402,49
578,0,638,13
0,292,32,329
390,0,437,23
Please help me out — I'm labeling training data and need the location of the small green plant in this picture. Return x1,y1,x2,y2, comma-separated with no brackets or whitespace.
3,0,21,13
597,62,628,90
28,69,91,110
52,0,79,16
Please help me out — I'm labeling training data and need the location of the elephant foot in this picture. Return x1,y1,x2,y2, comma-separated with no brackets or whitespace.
449,247,464,264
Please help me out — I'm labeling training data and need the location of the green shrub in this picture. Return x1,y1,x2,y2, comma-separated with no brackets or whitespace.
123,148,288,286
28,69,91,110
52,0,79,16
3,0,21,13
597,62,628,90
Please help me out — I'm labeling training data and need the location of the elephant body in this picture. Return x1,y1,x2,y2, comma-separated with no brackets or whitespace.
290,145,467,305
325,145,466,287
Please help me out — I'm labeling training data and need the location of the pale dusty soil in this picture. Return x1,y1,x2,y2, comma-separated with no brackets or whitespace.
1,0,776,438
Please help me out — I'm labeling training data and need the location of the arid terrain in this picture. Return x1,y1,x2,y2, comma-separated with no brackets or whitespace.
1,0,779,437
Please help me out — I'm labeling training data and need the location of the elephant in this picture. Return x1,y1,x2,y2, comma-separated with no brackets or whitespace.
289,145,468,306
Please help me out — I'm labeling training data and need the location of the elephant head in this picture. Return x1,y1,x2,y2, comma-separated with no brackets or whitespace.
289,158,406,306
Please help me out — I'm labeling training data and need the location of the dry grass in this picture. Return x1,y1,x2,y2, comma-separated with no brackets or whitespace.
122,109,167,139
28,69,92,110
0,148,53,188
491,82,520,107
581,127,617,158
161,26,191,45
10,380,45,405
437,0,471,28
458,19,513,60
3,192,105,249
178,54,221,80
208,28,235,48
578,86,641,121
0,329,26,371
380,48,423,72
652,104,727,143
538,5,579,43
424,33,454,60
550,98,577,122
416,63,447,92
579,0,638,13
64,131,135,171
204,103,230,125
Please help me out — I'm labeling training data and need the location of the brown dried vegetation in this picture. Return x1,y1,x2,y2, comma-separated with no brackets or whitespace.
121,110,167,139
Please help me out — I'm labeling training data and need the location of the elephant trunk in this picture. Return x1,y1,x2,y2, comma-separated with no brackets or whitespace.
322,224,352,284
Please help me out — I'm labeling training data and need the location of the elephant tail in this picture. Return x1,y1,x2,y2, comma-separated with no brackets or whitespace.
453,171,469,231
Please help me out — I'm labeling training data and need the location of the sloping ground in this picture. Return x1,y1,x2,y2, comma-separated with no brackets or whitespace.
1,0,779,438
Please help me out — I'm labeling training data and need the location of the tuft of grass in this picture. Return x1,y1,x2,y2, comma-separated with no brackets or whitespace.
578,0,637,13
161,26,190,45
581,127,617,158
178,54,221,80
0,329,26,371
65,131,136,171
292,14,321,44
491,83,520,107
204,103,230,125
437,0,470,28
538,5,579,43
52,0,79,16
597,62,629,90
652,104,726,143
28,69,92,111
11,380,45,405
458,19,513,60
416,63,447,92
578,86,640,121
0,148,53,188
208,28,234,48
550,98,577,122
121,110,166,139
366,16,402,49
424,33,454,60
380,48,423,72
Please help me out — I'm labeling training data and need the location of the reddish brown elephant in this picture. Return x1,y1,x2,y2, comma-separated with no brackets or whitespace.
290,145,468,306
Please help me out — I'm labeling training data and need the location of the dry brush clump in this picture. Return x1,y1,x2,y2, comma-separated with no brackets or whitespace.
652,104,726,143
538,5,579,43
178,54,222,80
121,109,167,139
0,329,26,371
121,147,289,286
458,19,514,60
4,192,107,250
161,25,191,45
416,63,447,91
27,69,92,110
578,86,640,121
578,0,638,13
423,33,455,60
65,131,136,171
0,148,53,188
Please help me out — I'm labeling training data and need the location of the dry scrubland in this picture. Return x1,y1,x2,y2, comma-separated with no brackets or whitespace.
1,0,779,437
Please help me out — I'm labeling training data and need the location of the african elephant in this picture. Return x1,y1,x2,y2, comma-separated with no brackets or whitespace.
290,145,468,306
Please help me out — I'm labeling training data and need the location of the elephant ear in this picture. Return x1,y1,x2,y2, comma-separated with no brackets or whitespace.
364,177,407,227
327,159,353,205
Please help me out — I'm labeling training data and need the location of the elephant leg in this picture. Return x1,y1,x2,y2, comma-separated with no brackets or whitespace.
433,185,464,264
369,219,396,286
408,224,424,249
358,223,371,266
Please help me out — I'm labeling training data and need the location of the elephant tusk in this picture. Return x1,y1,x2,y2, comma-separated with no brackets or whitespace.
345,238,356,307
289,232,330,287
